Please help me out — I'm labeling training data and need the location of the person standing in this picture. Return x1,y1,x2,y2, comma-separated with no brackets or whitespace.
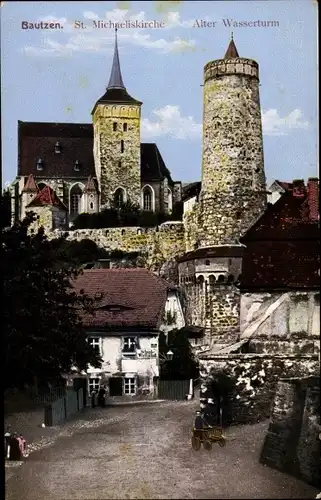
91,389,97,408
9,433,22,461
203,398,217,427
4,428,11,459
98,385,106,407
18,434,26,457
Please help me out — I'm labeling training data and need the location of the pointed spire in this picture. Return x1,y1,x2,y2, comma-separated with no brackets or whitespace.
224,34,239,59
84,176,97,193
107,28,125,90
22,174,39,193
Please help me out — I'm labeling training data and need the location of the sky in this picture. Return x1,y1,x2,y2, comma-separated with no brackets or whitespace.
1,0,318,186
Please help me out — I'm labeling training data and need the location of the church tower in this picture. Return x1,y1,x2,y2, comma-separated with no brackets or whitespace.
199,36,267,246
92,29,142,208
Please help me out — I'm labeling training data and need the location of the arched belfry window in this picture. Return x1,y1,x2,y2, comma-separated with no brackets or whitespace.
143,186,152,211
114,188,125,207
70,184,83,215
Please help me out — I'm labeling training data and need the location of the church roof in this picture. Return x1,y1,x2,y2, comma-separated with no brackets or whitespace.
240,179,319,290
224,36,239,59
26,185,68,211
91,29,142,113
17,121,173,184
22,174,39,193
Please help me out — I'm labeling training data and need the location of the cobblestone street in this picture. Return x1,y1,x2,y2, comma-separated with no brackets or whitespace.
5,401,318,499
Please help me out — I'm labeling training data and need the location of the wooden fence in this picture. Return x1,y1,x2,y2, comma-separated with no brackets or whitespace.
44,388,85,426
157,380,190,400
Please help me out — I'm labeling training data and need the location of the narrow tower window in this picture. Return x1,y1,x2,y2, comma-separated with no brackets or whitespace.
113,122,117,132
36,159,43,171
55,142,61,154
114,188,125,207
123,123,127,132
121,140,124,153
74,160,80,171
118,160,122,168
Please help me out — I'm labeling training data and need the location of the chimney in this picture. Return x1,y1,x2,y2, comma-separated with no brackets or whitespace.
307,178,319,221
292,179,306,198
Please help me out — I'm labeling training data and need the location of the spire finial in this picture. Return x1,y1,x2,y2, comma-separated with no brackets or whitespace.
107,27,125,90
224,36,239,59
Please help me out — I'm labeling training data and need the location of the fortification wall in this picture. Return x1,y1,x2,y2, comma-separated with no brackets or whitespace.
48,222,185,271
199,353,319,425
260,376,320,488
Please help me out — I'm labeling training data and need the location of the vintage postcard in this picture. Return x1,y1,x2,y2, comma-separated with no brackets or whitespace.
2,1,319,499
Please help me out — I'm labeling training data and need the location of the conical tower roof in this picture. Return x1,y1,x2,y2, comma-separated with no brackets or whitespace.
22,174,39,193
27,185,68,211
224,35,239,59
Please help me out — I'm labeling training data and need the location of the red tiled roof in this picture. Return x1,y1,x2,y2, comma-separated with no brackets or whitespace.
22,174,39,193
26,185,68,211
73,269,171,329
241,180,320,290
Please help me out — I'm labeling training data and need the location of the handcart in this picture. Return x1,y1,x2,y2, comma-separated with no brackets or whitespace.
191,426,226,450
191,406,226,451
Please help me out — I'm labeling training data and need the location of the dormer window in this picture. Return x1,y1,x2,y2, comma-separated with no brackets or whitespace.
55,142,61,154
74,160,80,171
36,158,43,171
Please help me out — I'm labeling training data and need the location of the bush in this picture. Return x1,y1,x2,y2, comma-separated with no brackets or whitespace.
73,199,183,229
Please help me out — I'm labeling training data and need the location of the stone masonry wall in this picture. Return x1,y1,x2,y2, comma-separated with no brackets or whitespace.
260,377,320,488
199,353,319,425
93,103,141,207
199,58,267,247
183,203,200,252
183,281,240,348
241,291,320,355
49,222,185,273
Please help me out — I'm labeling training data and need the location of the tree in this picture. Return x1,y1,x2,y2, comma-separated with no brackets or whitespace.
3,213,103,390
159,328,199,380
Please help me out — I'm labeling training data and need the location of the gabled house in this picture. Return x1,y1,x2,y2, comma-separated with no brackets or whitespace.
267,179,294,205
73,268,185,399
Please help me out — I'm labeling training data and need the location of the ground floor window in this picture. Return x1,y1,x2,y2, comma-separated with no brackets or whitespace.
88,377,100,394
124,377,136,395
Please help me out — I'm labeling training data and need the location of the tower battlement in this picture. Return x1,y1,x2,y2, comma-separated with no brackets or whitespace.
204,58,259,82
